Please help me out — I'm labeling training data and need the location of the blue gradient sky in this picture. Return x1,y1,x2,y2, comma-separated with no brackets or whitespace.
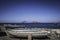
0,0,60,23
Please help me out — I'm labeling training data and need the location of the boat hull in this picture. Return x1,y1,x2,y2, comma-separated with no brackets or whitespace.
7,30,50,37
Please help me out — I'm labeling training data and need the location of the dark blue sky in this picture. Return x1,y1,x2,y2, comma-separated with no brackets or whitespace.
0,0,60,23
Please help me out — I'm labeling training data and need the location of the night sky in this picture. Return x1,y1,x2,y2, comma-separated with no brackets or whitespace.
0,0,60,23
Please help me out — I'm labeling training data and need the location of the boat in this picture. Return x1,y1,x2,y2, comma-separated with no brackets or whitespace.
7,29,51,37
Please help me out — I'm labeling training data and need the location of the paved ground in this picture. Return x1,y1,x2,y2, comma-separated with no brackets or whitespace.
0,36,60,40
0,35,50,40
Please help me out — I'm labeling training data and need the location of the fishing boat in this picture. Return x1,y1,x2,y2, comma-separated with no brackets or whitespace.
7,29,51,37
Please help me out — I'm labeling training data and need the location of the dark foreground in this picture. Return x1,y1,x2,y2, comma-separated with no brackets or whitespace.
0,32,60,40
0,36,60,40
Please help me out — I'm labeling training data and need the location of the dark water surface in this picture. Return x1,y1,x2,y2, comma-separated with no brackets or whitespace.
0,23,60,29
